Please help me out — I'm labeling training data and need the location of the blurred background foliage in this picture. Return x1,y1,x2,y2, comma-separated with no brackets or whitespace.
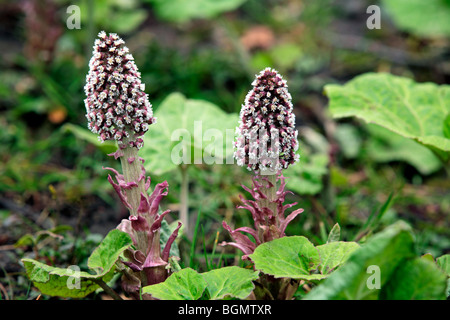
0,0,449,299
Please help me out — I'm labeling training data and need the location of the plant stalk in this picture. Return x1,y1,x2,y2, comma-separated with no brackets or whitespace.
180,164,189,234
119,138,147,216
93,279,123,300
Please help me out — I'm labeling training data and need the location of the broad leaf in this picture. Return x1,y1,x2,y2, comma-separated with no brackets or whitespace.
249,237,358,281
202,266,259,300
382,0,450,37
366,124,442,175
87,229,134,274
146,0,247,23
315,241,360,274
22,230,132,298
304,222,416,300
436,254,450,276
325,73,450,161
141,93,239,175
61,123,116,154
143,266,259,300
142,268,207,300
380,258,447,300
249,236,323,281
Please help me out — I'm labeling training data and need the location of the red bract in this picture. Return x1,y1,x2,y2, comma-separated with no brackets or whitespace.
107,162,181,292
221,172,303,260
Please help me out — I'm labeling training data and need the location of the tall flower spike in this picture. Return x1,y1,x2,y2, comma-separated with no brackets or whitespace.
84,31,156,149
234,67,299,174
84,32,181,299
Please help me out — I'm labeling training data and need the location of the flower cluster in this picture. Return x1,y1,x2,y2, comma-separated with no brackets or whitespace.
84,31,155,149
221,173,303,260
105,162,181,295
234,68,299,173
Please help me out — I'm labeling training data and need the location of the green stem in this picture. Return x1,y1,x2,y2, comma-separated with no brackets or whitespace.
93,279,123,300
180,164,189,234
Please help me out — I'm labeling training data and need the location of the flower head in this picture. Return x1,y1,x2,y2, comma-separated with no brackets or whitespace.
84,31,155,149
234,68,299,173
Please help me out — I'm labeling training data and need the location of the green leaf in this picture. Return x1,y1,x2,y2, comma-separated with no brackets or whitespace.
61,123,117,154
304,221,416,300
366,124,442,175
437,254,450,297
334,124,362,159
80,0,147,34
249,236,324,281
142,268,207,300
316,241,360,275
436,254,450,276
146,0,247,23
87,229,134,274
202,266,259,300
380,258,447,300
22,230,132,298
22,259,102,298
325,73,450,161
284,140,329,195
143,267,258,300
382,0,450,37
141,93,239,175
327,223,341,243
443,114,450,139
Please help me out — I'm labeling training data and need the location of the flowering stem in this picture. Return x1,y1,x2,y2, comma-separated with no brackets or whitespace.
180,164,189,234
261,174,277,213
119,138,147,216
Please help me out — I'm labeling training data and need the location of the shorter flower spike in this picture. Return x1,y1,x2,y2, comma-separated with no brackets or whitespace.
234,67,299,174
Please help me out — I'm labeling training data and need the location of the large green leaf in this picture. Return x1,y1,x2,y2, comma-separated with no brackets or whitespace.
143,268,207,300
202,266,259,300
141,93,239,175
380,258,447,300
366,124,442,175
304,222,417,300
249,236,321,280
325,73,450,161
22,230,132,298
315,241,360,275
382,0,450,37
248,236,357,281
146,0,247,23
142,266,259,300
